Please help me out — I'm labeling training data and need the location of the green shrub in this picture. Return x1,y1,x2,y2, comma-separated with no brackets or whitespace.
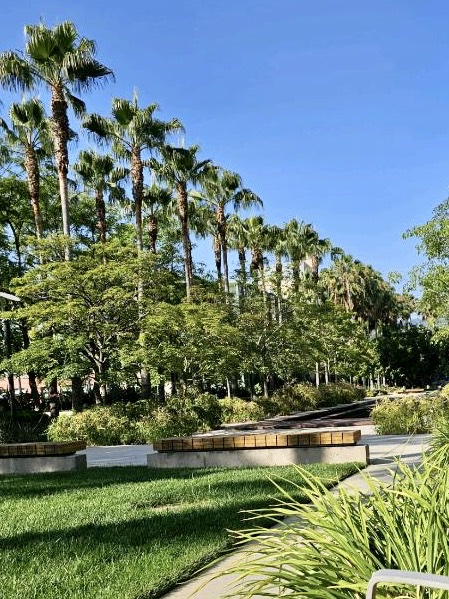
269,383,319,415
48,407,139,445
186,392,222,429
219,397,266,424
372,394,448,434
48,398,208,445
316,382,366,406
134,407,201,443
439,383,449,401
219,453,449,599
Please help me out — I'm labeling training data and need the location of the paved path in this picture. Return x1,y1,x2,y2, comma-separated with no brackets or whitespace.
77,426,430,598
78,443,155,467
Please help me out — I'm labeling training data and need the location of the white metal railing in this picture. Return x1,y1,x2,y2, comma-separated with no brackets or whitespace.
366,569,449,599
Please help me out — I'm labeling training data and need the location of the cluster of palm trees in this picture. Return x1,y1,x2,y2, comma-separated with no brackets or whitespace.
0,21,338,304
0,20,420,401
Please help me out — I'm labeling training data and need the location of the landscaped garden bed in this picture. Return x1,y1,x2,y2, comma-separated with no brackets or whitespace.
0,463,359,599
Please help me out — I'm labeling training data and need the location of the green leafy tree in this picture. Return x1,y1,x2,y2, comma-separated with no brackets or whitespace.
5,243,141,404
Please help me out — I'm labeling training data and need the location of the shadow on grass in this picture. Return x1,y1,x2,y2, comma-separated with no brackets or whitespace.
0,466,252,500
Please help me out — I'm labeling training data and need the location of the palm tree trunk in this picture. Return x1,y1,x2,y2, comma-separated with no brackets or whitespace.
311,254,319,283
217,206,230,295
292,260,300,293
131,148,144,252
177,183,193,300
213,235,222,287
275,253,283,323
50,85,71,261
147,215,158,252
238,247,246,299
24,146,43,241
95,189,107,243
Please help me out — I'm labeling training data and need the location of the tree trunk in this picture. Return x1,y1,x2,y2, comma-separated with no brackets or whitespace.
51,85,71,261
71,375,83,412
217,206,230,295
213,235,222,287
292,260,300,293
275,254,283,323
95,188,107,243
310,254,319,283
263,376,269,399
140,367,151,400
3,319,15,418
24,146,43,241
131,148,144,252
238,247,247,300
226,378,232,399
148,215,158,252
177,184,193,300
20,319,39,403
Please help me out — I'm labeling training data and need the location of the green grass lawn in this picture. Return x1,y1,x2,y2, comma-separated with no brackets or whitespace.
0,463,360,599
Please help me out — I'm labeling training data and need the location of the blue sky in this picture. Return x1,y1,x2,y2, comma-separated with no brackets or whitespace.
2,0,449,286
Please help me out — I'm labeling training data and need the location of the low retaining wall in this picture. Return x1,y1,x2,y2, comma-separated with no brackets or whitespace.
0,453,87,474
148,445,369,468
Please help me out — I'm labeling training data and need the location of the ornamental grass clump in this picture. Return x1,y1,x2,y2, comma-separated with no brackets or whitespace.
222,451,449,599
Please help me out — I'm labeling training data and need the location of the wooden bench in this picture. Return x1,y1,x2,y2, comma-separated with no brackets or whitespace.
0,440,86,457
153,430,361,452
149,429,368,468
0,441,87,474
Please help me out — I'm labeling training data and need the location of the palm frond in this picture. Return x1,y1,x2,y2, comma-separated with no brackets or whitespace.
0,51,34,91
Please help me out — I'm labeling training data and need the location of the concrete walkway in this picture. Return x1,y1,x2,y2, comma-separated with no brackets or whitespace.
78,443,155,467
78,426,430,599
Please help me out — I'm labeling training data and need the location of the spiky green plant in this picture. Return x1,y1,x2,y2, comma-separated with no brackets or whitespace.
220,454,449,599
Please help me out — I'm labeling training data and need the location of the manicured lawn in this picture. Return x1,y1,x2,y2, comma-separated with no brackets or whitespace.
0,463,360,599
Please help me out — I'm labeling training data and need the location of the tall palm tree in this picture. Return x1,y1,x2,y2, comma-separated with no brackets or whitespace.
83,95,183,252
306,234,333,283
142,183,173,253
245,215,272,297
0,98,52,241
150,144,213,300
321,253,366,312
73,150,127,244
203,168,262,294
267,224,289,321
283,218,322,292
0,21,114,259
227,214,250,297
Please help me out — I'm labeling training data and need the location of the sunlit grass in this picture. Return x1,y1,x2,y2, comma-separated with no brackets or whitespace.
0,463,359,599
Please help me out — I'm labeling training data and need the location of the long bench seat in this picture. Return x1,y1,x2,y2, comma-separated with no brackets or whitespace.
0,441,87,474
153,430,361,453
149,429,368,468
